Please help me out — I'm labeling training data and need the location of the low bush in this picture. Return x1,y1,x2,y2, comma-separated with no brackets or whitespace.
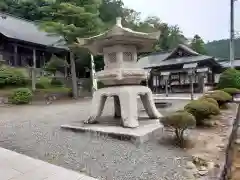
35,77,51,89
38,77,51,88
198,97,219,107
204,90,232,107
0,68,28,87
161,111,196,147
50,78,63,87
184,100,220,125
36,82,46,89
217,68,240,89
221,88,240,96
9,88,33,105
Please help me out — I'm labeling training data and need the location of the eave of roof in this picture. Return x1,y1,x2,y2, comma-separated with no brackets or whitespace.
139,55,213,69
0,12,68,51
219,60,240,67
137,52,170,68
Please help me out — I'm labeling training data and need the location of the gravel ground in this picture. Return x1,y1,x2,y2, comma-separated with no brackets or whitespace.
0,99,190,180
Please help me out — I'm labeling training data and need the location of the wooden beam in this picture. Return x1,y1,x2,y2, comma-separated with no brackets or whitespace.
9,42,67,54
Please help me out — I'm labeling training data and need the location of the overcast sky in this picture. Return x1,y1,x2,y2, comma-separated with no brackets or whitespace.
122,0,240,42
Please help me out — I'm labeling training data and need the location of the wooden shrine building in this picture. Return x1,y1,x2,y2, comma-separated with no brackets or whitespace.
137,44,237,93
0,12,69,68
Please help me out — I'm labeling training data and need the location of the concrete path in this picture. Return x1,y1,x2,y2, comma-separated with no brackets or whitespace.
0,147,97,180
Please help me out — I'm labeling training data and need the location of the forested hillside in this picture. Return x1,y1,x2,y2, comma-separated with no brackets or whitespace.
205,38,240,59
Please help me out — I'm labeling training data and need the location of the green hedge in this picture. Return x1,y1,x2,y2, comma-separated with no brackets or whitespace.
0,68,28,88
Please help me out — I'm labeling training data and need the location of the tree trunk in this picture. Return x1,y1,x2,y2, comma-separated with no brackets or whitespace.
70,51,78,99
175,129,180,140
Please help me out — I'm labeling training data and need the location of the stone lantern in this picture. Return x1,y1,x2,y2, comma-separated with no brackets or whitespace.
77,17,162,128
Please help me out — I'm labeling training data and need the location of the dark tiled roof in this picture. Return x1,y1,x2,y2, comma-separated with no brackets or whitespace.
138,55,213,68
0,12,67,50
137,52,170,68
137,44,211,68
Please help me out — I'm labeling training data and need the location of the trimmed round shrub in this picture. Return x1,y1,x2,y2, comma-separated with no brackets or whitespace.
184,100,220,125
9,88,33,105
38,77,51,88
36,82,46,89
218,68,240,89
198,97,219,107
221,88,240,96
161,111,196,147
50,78,63,86
205,90,232,107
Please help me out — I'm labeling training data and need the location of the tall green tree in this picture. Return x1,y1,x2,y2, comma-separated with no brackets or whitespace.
0,0,51,21
191,34,206,54
39,1,104,98
99,0,124,24
167,25,186,49
44,55,68,76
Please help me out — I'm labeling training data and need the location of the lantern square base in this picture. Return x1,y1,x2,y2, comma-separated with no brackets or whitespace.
61,117,163,145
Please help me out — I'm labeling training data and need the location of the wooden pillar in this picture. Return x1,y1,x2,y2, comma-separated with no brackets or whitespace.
149,73,153,91
70,51,78,99
199,73,205,93
165,79,168,97
13,44,18,66
64,56,67,78
211,70,215,86
190,73,194,100
32,49,36,91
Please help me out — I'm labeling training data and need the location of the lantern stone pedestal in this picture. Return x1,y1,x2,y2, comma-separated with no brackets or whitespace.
85,85,161,128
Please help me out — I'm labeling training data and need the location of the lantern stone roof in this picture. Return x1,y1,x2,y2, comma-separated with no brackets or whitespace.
77,17,161,55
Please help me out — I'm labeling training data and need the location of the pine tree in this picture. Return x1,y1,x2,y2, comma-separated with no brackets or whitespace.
191,35,206,54
39,1,104,98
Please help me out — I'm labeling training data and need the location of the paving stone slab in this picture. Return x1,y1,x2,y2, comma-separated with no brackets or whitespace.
0,147,97,180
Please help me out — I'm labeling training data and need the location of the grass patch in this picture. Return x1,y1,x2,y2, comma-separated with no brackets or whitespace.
35,87,70,94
